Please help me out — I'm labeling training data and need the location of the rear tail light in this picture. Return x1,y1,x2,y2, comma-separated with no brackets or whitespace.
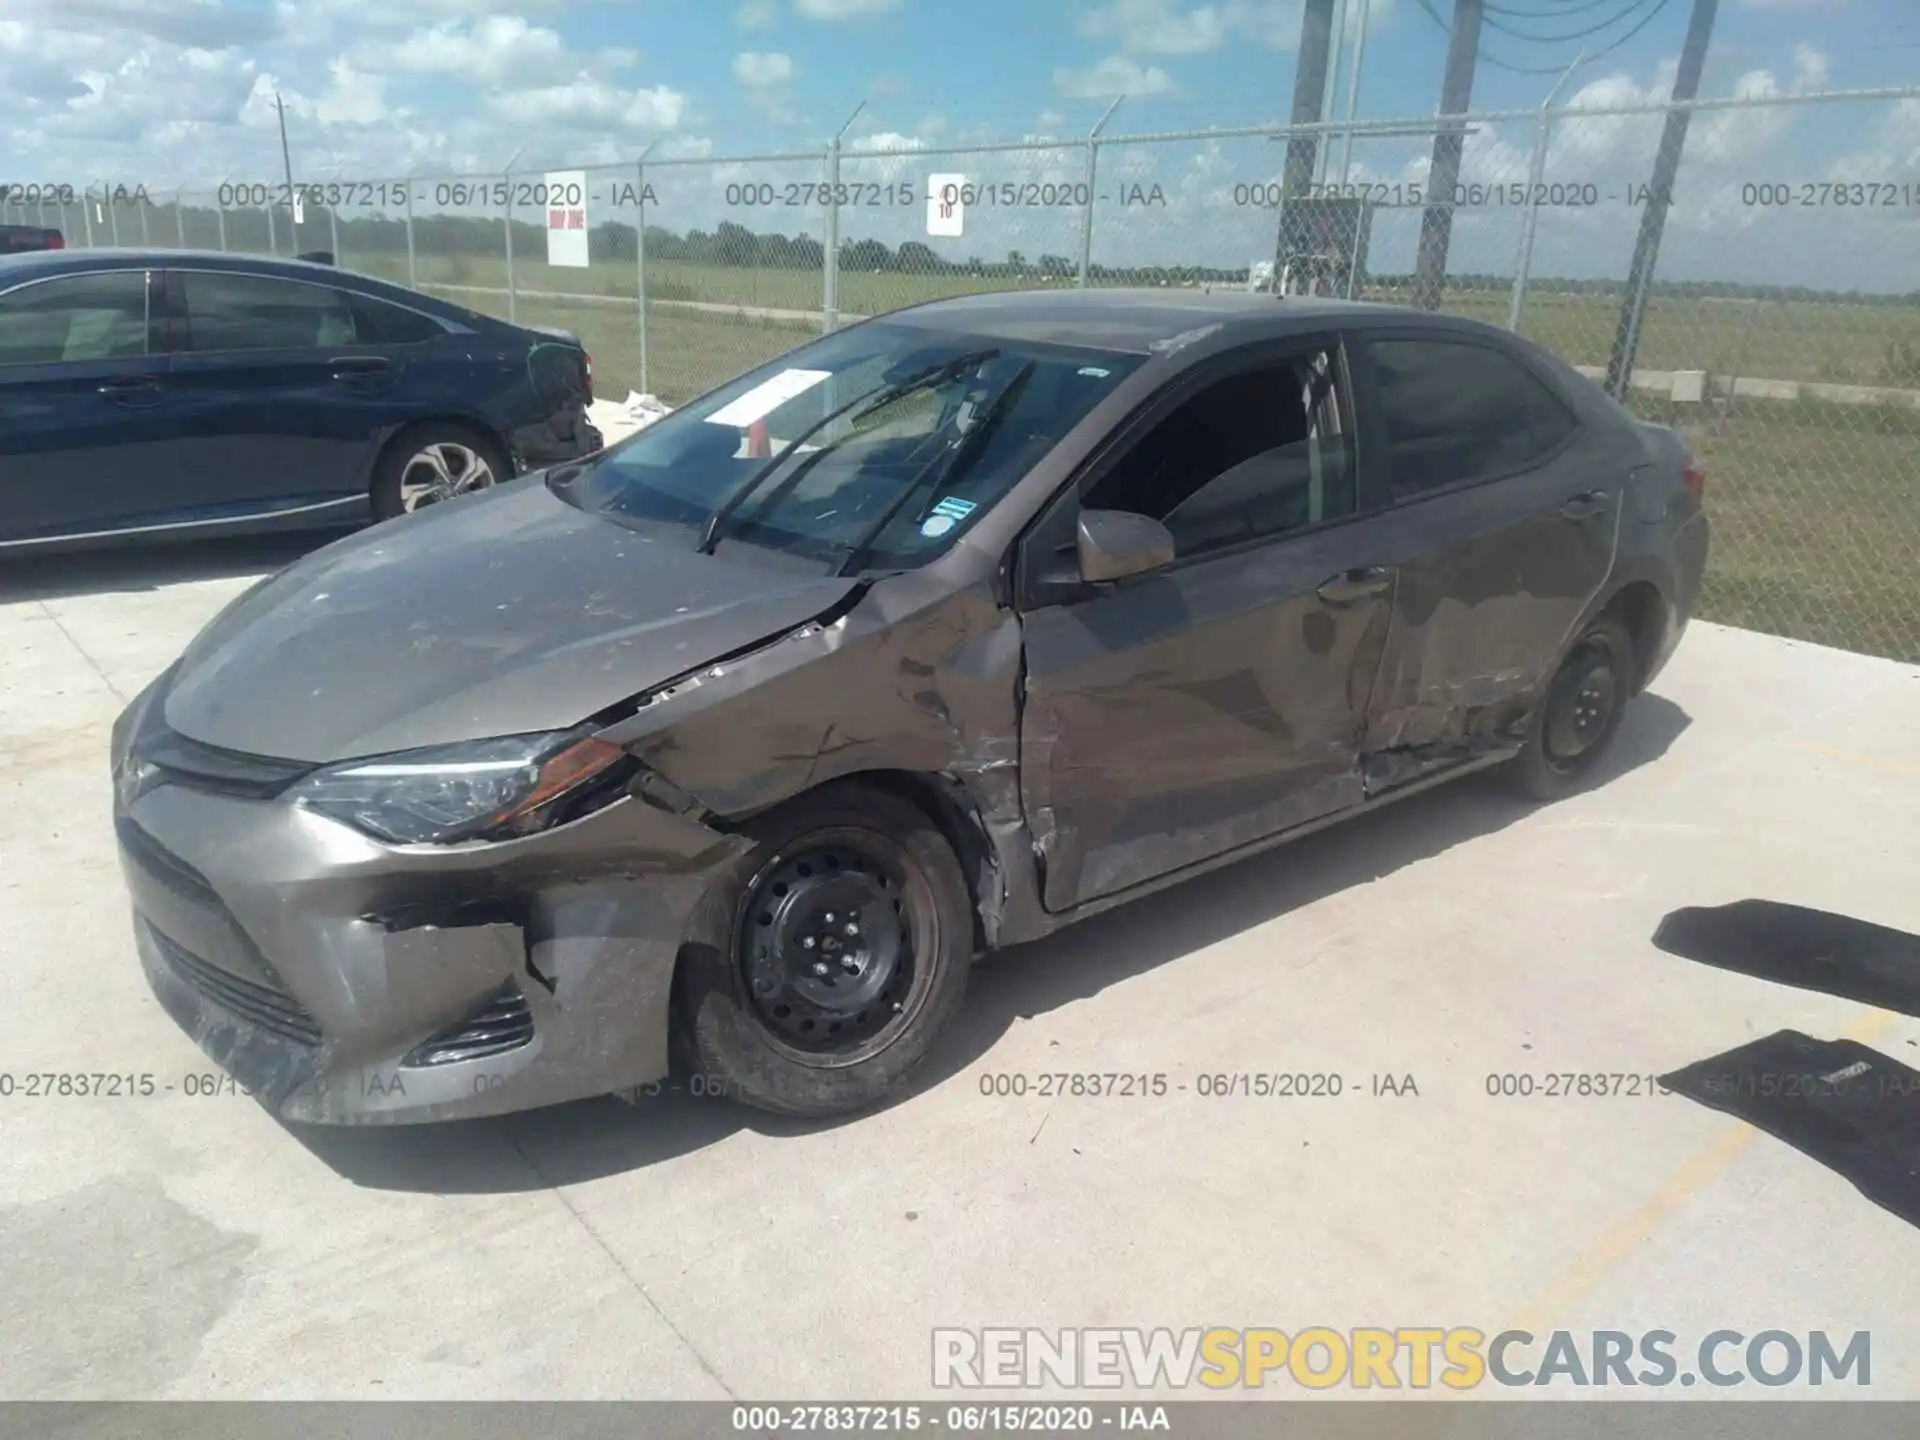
1681,456,1706,498
45,233,65,250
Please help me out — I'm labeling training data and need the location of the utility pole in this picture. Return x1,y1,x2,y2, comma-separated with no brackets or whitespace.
1274,0,1337,276
275,91,296,253
1411,0,1484,310
1604,0,1719,399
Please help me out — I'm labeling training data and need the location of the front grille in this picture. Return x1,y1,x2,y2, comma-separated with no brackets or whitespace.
146,922,322,1048
402,982,534,1068
139,724,314,799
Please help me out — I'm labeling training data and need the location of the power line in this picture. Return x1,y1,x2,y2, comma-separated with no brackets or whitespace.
1484,0,1666,45
1410,0,1676,74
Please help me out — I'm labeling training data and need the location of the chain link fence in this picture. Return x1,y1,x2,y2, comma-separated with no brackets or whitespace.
10,87,1920,664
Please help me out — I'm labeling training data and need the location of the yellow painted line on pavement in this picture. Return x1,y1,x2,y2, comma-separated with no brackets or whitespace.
1792,742,1920,779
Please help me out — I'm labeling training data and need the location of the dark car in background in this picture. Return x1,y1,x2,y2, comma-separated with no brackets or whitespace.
110,289,1707,1127
1,223,65,253
0,248,600,552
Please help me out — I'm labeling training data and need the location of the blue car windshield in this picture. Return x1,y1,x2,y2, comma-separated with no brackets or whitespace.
563,320,1143,569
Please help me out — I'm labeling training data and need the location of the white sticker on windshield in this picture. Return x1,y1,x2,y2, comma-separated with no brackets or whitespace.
1077,366,1111,378
920,514,957,538
705,369,833,429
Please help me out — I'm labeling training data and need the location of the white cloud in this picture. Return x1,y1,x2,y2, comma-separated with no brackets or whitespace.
14,0,282,48
795,0,899,18
1078,0,1303,55
370,17,575,85
736,0,779,26
848,130,926,152
1054,55,1175,98
489,78,687,133
733,51,796,86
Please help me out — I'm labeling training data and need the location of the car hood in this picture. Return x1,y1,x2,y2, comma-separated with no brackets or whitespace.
162,480,858,764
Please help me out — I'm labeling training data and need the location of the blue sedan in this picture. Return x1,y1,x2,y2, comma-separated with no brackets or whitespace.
0,248,602,552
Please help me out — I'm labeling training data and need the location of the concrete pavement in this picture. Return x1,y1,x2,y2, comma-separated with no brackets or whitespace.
2,531,1917,1401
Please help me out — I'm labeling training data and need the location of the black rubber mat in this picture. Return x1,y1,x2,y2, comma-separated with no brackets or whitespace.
1653,900,1920,1016
1661,1030,1920,1229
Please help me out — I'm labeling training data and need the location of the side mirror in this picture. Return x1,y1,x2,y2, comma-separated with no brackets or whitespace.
1076,509,1175,584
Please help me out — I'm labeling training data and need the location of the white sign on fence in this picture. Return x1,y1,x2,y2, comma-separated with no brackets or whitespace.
545,169,590,268
926,173,965,238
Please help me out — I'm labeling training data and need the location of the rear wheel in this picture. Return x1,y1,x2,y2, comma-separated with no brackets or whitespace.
1508,614,1636,801
672,782,972,1118
370,424,510,521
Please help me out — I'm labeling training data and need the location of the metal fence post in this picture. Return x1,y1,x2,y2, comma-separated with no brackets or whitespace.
215,178,228,251
107,184,121,245
138,194,150,245
175,186,187,247
635,139,658,396
1079,97,1124,288
502,151,523,324
824,102,865,334
326,170,341,263
82,187,95,246
1507,51,1588,332
265,192,276,254
404,170,418,288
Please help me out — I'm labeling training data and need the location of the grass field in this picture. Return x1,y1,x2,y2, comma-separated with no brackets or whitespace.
342,249,1920,393
338,247,1920,666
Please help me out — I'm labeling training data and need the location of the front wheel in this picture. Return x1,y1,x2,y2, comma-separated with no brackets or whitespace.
672,782,973,1118
1508,614,1636,801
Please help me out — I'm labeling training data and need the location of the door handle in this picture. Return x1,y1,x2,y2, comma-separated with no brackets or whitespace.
328,356,392,381
1559,491,1610,522
1316,566,1394,605
97,377,163,404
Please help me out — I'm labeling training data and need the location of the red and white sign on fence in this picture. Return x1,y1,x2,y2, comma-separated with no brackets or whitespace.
545,169,589,268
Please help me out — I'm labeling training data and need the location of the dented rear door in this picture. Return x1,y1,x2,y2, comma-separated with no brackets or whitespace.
1348,330,1624,764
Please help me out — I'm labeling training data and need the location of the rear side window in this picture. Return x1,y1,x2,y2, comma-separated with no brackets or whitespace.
1368,337,1578,500
181,272,356,352
0,271,149,364
348,293,445,345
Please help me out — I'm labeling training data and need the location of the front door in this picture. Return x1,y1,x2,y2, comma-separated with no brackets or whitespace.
1348,332,1626,766
1016,339,1395,913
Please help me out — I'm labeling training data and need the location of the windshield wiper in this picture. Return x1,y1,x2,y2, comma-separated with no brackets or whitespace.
694,349,1000,556
835,360,1036,577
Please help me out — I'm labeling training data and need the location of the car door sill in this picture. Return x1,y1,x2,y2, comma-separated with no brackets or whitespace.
0,495,366,550
1045,746,1522,931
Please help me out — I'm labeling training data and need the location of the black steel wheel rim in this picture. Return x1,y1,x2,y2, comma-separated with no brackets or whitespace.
1543,637,1620,772
738,833,923,1058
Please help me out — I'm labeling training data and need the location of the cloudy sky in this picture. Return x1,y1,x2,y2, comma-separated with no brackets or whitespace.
5,0,1919,286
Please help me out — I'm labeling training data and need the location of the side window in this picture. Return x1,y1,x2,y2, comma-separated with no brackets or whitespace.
181,272,356,352
0,271,149,365
1368,338,1578,501
1081,345,1357,558
347,293,445,345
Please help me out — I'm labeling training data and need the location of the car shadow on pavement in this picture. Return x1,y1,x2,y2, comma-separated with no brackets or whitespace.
293,692,1692,1193
0,531,345,603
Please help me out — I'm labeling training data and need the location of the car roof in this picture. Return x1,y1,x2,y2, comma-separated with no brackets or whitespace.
876,286,1484,353
0,246,499,325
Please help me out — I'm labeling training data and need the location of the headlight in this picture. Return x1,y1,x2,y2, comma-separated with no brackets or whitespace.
287,730,632,845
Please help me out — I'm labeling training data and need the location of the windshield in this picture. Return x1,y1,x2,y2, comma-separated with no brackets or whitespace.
559,320,1143,569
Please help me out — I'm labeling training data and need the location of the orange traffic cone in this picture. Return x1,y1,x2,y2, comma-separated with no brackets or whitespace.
746,418,771,459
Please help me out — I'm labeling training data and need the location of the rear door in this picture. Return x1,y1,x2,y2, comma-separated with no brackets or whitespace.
0,266,175,542
1015,336,1398,913
160,268,418,517
1348,329,1623,770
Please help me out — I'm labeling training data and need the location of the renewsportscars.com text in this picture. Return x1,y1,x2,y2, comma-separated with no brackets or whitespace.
931,1327,1871,1391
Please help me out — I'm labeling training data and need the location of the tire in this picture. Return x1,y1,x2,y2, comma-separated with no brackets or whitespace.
370,424,511,522
672,781,973,1119
1508,613,1637,801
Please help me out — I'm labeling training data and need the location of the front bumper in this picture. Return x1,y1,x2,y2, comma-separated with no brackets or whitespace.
110,681,743,1125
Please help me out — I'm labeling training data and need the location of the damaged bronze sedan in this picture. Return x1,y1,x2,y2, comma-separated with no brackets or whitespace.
109,289,1709,1123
